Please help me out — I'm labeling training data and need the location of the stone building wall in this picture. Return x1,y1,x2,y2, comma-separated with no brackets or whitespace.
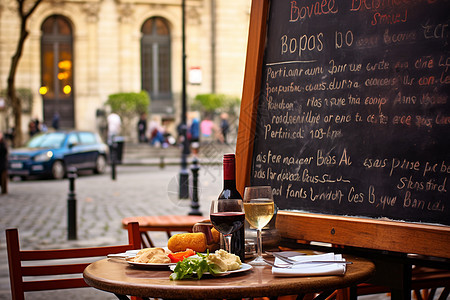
0,0,251,140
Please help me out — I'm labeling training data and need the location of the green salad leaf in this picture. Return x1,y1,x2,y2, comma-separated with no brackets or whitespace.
169,252,222,280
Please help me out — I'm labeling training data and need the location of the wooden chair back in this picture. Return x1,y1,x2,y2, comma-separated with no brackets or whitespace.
6,222,141,300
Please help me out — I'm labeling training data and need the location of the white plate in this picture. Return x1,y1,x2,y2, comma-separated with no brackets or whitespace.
215,263,253,276
169,263,253,276
109,249,176,268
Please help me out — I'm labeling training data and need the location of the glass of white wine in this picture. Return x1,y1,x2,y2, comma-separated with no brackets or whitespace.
243,186,275,266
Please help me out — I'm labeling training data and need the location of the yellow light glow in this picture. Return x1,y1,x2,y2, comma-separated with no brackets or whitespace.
58,72,69,80
63,85,71,94
58,60,72,69
39,86,48,95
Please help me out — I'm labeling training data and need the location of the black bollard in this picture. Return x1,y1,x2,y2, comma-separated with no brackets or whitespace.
189,158,202,216
67,167,77,240
111,139,117,180
159,156,165,169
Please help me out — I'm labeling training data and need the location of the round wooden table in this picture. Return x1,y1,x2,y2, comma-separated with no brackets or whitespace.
83,255,375,299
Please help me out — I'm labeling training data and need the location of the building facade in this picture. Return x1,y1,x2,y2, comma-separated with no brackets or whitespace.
0,0,250,141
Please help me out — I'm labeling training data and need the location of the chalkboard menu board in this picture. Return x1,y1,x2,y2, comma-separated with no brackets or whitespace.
250,0,450,226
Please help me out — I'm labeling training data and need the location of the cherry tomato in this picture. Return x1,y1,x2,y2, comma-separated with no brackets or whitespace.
168,249,196,263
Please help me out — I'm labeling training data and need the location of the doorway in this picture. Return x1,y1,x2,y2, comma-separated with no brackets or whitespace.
40,15,74,129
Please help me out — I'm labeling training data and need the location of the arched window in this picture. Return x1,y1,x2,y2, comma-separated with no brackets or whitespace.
41,15,74,128
141,17,172,113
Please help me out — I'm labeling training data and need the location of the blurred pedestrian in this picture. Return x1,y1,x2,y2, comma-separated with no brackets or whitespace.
137,113,147,143
152,129,165,147
52,112,60,130
28,119,38,137
96,109,108,142
148,117,159,146
220,112,229,144
107,112,121,143
34,117,41,134
176,122,184,146
0,132,8,194
200,116,214,140
5,127,14,143
189,118,200,156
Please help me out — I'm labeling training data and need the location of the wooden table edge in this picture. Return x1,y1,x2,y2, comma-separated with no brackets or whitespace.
83,256,375,299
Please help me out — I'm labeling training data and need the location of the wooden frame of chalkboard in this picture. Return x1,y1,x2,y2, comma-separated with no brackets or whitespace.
236,0,450,259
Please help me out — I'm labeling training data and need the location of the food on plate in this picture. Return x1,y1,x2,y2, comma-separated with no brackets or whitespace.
128,247,171,264
192,221,221,251
168,249,196,263
167,232,207,253
169,249,243,280
206,249,242,272
211,227,220,243
127,247,197,265
206,228,221,251
169,252,222,280
206,242,220,251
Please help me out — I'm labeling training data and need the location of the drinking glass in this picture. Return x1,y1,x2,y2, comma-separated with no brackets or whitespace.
243,186,275,265
210,199,245,254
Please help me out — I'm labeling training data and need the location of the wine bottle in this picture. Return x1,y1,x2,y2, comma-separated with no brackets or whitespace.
218,153,245,261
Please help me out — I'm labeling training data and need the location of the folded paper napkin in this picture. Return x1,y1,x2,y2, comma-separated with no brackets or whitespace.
107,250,140,258
271,253,347,277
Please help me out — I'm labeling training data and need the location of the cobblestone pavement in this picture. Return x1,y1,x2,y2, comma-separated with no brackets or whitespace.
0,142,228,300
0,142,389,299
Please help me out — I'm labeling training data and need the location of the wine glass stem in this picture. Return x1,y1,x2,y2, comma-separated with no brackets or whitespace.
257,228,263,259
223,234,232,253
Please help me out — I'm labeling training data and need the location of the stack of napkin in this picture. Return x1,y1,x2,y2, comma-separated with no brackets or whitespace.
271,252,347,277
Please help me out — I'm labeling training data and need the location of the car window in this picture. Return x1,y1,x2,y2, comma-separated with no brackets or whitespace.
67,133,80,146
27,133,66,148
79,132,96,145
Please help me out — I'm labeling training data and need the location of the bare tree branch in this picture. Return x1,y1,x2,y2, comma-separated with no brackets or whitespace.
25,0,44,19
7,0,44,147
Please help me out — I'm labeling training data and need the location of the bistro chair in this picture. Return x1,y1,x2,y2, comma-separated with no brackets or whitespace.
6,222,141,300
121,215,206,247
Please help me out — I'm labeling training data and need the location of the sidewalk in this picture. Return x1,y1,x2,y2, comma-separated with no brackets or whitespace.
121,140,236,166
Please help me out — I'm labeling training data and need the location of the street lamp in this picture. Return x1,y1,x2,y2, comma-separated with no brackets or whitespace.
179,0,189,199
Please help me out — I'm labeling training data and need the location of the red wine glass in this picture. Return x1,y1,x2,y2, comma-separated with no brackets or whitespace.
210,199,244,254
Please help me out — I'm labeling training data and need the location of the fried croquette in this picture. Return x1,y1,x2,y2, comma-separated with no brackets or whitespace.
167,232,207,253
211,227,220,243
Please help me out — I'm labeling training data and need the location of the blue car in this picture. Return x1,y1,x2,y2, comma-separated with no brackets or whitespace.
8,131,109,180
